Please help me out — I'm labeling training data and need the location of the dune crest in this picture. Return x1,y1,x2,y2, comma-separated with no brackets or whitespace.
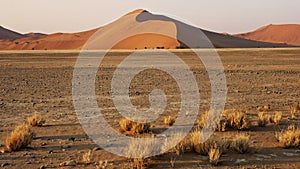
235,24,300,46
0,10,296,50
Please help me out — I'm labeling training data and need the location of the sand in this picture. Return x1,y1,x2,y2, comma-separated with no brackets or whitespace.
0,10,293,50
0,49,300,168
234,24,300,46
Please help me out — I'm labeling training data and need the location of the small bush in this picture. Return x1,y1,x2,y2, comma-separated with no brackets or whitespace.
275,125,300,148
164,116,176,126
27,113,45,127
258,112,268,127
82,150,92,165
119,119,150,135
273,111,283,125
231,133,250,154
208,145,222,166
6,123,35,152
224,109,250,130
191,130,230,155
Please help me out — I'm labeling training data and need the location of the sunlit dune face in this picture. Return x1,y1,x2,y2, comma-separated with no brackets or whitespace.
112,33,180,49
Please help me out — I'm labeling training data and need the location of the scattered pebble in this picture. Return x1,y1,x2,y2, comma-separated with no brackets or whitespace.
59,160,76,167
48,150,53,154
283,152,298,157
1,163,9,167
235,159,247,164
255,154,271,159
40,165,45,169
62,145,70,149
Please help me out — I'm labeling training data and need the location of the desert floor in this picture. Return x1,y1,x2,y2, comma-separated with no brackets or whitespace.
0,48,300,168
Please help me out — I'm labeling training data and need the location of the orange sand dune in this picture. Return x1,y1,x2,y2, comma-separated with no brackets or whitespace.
0,10,295,50
234,24,300,46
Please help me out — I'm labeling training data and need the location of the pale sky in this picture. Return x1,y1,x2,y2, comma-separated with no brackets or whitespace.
1,0,299,34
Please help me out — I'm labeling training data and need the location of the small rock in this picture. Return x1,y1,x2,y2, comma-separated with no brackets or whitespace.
68,137,76,142
62,145,70,149
59,160,76,167
270,154,278,157
40,165,45,169
92,147,101,151
235,159,247,164
48,150,54,154
283,152,298,157
255,154,271,159
1,163,9,167
295,150,300,153
26,161,31,164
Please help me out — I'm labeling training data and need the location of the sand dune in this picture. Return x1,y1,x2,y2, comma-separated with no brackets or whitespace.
0,26,26,40
0,10,295,50
234,24,300,46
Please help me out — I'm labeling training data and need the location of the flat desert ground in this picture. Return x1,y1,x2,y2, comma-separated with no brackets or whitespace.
0,48,300,168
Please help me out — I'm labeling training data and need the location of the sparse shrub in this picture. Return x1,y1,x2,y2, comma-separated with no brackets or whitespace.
273,111,283,125
197,111,226,132
290,102,299,119
119,119,133,132
264,105,271,112
224,109,250,130
127,138,159,169
163,132,192,155
258,112,268,127
5,123,35,152
208,145,222,166
164,116,176,126
27,113,45,127
83,150,92,164
119,119,150,135
191,130,230,155
97,160,108,169
275,125,300,148
231,133,250,154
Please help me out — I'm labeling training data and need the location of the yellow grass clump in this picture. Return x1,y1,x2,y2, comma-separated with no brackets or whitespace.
290,101,299,119
27,113,45,127
275,125,300,148
119,119,150,135
208,145,222,166
231,133,250,154
82,150,92,165
273,111,283,125
164,116,176,126
191,130,230,155
258,112,268,127
223,109,250,130
5,123,35,152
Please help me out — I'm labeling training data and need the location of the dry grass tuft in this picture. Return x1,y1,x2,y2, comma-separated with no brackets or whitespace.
231,133,250,154
208,145,222,166
127,138,159,169
27,113,45,127
273,111,283,125
275,125,300,148
82,150,92,165
164,116,176,126
223,109,250,130
191,130,230,155
258,112,268,127
119,119,150,135
197,111,227,132
5,123,35,152
290,101,299,119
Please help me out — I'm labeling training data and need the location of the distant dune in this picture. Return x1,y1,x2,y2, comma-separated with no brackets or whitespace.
0,10,296,50
0,26,26,40
234,24,300,46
